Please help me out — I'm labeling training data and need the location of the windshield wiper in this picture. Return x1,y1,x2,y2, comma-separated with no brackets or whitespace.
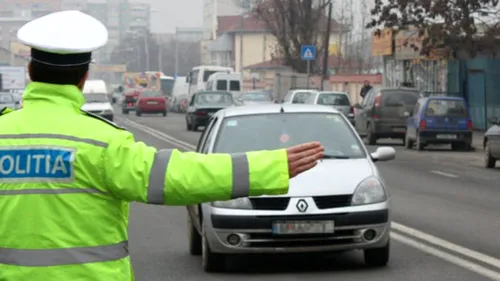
322,154,351,159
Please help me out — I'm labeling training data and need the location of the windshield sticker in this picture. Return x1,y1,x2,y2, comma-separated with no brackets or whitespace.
351,145,361,151
327,115,342,122
280,134,290,143
226,120,238,127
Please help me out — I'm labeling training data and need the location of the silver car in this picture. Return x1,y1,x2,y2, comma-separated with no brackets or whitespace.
305,91,354,124
237,90,274,105
187,104,396,272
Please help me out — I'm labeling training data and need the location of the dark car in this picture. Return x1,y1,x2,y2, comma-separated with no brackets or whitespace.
405,96,472,151
237,90,274,105
185,91,234,131
121,91,140,114
135,90,167,117
354,87,420,145
484,117,500,168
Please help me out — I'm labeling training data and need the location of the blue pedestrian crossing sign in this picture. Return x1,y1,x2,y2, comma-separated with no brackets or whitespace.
301,45,316,61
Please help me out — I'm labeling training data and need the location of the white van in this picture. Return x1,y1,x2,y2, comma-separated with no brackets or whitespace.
186,65,233,96
82,80,114,121
205,72,242,96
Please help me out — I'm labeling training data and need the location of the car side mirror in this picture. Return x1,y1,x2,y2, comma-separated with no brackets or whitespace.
353,103,362,109
370,146,396,162
488,117,498,125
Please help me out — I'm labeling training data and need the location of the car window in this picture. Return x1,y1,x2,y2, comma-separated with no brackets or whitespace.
189,95,196,106
292,92,311,104
413,101,421,115
195,92,233,106
382,91,419,107
0,95,13,103
202,118,218,153
140,91,162,97
317,93,350,106
216,80,227,90
191,70,199,85
214,113,366,158
229,80,240,91
425,99,467,117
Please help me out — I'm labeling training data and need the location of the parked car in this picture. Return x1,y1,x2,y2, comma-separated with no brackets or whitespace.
185,91,234,131
484,116,500,168
354,87,420,145
186,104,395,272
135,90,167,117
237,90,274,105
305,91,354,125
282,89,318,104
405,96,472,151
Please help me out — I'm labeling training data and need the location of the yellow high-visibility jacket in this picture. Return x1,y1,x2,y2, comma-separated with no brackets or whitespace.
0,82,289,281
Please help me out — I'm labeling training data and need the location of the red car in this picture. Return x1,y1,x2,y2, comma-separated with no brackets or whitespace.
135,90,167,117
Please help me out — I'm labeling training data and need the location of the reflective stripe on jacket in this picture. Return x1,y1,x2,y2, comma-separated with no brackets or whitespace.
0,82,289,281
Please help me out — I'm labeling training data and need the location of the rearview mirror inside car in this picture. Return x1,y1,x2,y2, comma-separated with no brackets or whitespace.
370,147,396,162
488,117,499,125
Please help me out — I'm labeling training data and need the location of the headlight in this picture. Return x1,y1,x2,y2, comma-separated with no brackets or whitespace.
211,197,252,209
103,109,114,114
351,176,387,206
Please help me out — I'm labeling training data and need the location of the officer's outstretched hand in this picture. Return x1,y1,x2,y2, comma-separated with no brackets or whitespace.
286,142,324,178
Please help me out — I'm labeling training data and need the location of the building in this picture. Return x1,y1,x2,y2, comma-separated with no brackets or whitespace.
209,14,345,78
203,0,241,40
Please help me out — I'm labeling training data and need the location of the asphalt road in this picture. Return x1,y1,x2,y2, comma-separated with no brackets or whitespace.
113,109,500,281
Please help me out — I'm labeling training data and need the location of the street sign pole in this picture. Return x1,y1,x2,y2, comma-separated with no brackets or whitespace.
300,44,316,90
306,60,310,89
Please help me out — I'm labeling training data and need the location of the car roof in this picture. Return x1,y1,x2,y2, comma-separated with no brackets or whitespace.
196,90,231,94
424,96,465,101
216,104,340,118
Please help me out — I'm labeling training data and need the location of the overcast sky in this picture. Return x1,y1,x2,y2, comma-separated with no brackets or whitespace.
132,0,204,33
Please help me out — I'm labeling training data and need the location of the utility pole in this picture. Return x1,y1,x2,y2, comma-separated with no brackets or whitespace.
174,28,179,75
321,0,333,90
158,33,162,72
239,5,244,73
144,33,150,70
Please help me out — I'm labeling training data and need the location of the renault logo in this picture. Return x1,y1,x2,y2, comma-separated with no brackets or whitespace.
296,199,308,212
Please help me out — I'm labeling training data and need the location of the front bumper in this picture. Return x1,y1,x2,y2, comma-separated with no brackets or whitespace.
203,199,390,254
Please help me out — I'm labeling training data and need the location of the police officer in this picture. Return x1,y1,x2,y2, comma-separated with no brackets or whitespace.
0,11,324,281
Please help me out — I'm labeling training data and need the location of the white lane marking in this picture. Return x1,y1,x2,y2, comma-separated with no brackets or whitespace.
391,232,500,281
393,222,500,270
118,116,500,277
430,170,458,178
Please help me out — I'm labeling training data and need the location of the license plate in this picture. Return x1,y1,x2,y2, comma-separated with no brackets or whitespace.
393,127,406,133
272,221,335,235
437,134,457,139
147,101,158,104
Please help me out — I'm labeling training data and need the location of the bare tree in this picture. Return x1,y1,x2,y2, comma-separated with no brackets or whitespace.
368,0,500,58
254,0,332,73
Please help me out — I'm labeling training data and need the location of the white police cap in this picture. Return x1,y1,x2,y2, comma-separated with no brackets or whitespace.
17,10,108,67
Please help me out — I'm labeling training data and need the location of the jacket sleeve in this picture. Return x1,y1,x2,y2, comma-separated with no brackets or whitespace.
102,131,290,205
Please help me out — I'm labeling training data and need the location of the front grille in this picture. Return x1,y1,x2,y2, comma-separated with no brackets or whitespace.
247,230,357,247
250,197,290,211
313,195,352,209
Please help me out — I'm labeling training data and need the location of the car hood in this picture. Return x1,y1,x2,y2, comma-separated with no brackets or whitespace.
261,158,374,197
81,102,113,111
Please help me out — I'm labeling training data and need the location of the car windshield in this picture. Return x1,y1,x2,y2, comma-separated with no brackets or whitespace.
425,99,467,117
141,91,162,97
214,113,366,158
292,92,313,103
196,92,233,106
83,93,108,103
0,94,14,104
241,91,272,101
317,93,350,106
